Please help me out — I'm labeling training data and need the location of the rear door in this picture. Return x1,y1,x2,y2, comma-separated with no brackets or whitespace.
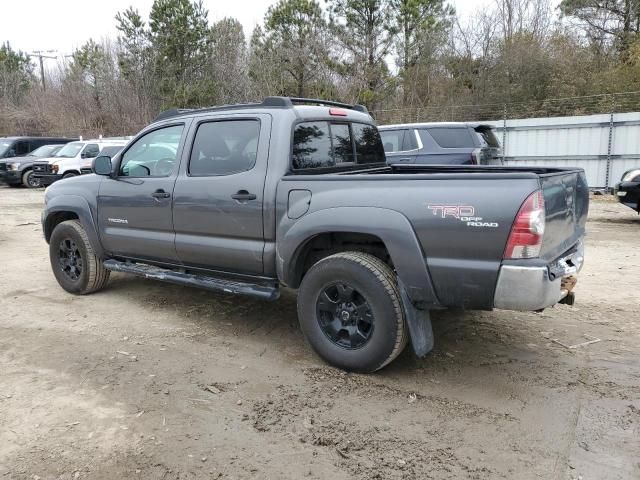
172,114,270,275
97,123,188,263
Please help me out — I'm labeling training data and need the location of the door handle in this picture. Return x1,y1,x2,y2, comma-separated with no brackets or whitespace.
231,190,257,201
151,189,171,199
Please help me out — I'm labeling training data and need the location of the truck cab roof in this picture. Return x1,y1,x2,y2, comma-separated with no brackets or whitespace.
152,97,372,125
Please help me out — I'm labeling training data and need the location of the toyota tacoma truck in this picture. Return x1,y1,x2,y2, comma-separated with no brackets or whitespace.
41,97,588,372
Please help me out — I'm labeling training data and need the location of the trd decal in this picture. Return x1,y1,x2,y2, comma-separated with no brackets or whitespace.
427,205,475,218
427,204,499,228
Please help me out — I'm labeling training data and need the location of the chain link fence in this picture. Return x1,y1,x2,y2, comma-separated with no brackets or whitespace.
370,91,640,125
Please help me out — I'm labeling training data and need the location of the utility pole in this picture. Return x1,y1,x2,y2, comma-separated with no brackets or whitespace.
30,50,57,91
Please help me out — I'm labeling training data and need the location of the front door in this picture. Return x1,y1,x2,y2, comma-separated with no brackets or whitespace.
97,123,188,263
172,115,270,275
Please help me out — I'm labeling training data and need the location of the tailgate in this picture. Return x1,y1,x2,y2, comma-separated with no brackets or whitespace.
538,169,589,262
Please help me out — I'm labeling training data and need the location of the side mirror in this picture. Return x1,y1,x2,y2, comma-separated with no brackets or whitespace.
93,155,112,176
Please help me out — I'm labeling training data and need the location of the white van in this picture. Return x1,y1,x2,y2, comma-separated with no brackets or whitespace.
33,137,130,186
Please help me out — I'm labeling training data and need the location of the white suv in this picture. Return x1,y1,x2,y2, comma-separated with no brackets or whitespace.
33,138,130,186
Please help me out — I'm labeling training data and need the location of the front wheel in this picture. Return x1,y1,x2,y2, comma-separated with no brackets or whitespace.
297,252,408,373
62,172,77,179
49,220,110,294
22,169,41,188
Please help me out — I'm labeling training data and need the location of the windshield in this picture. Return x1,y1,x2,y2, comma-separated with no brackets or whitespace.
54,142,84,158
31,145,62,157
0,142,11,157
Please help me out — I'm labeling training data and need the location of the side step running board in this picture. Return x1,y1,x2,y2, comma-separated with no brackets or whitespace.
103,259,280,301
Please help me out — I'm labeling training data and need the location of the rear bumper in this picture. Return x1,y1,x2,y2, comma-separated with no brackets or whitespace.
615,181,640,211
493,241,584,311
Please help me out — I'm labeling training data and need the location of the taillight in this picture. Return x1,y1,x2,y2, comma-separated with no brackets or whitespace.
504,190,545,259
329,108,347,116
471,148,481,165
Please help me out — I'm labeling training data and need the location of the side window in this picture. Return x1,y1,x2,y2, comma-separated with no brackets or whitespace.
292,122,333,170
100,146,123,158
82,143,100,159
14,141,30,156
189,120,260,176
120,125,184,177
402,129,418,150
424,127,474,148
353,123,385,165
28,140,43,152
379,130,405,153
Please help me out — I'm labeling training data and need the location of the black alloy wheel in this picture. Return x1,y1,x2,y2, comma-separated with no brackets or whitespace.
58,238,83,282
316,282,375,349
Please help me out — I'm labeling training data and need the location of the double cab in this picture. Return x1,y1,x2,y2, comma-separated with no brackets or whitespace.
41,97,588,372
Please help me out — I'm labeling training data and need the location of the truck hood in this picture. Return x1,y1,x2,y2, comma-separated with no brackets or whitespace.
0,155,38,165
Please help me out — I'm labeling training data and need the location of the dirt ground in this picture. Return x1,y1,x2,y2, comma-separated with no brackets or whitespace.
0,185,638,480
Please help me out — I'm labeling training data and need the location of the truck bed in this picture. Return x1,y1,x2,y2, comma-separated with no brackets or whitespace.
278,164,588,310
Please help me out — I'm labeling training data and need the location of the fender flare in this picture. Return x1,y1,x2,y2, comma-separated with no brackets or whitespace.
43,195,105,259
276,206,439,306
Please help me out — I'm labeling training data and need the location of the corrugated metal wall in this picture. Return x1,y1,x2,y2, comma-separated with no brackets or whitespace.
488,112,640,188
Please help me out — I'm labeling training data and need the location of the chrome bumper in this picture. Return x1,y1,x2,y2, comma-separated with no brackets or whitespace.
493,242,584,311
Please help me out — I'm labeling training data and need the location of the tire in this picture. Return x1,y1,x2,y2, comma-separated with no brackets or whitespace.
49,220,110,295
62,172,77,179
22,169,41,188
297,252,408,373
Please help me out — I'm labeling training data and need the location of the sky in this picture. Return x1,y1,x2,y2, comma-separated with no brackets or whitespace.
3,0,499,59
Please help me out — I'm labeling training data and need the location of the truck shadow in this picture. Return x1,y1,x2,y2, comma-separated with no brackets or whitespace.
106,274,557,381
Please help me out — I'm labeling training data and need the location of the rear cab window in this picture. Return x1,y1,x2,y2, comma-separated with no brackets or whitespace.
292,121,385,172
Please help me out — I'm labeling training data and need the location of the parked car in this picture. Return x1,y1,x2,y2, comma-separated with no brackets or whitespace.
32,138,129,186
41,97,587,372
615,168,640,213
0,136,76,159
80,145,124,174
379,122,502,165
0,144,64,188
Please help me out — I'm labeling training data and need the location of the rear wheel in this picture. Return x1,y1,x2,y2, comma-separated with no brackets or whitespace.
49,220,110,294
297,252,408,373
22,169,41,188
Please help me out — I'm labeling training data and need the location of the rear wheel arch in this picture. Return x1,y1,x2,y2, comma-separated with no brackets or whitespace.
278,207,440,307
291,231,392,288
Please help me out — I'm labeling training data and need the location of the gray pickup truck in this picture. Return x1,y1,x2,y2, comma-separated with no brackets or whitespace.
42,97,588,372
